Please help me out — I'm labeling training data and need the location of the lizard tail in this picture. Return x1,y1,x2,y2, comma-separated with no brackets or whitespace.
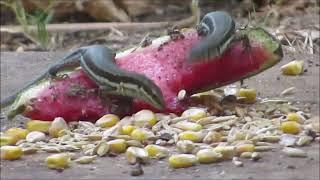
1,94,17,109
1,71,50,110
1,49,84,112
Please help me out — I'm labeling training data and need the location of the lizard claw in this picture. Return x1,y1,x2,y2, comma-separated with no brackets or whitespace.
188,11,236,63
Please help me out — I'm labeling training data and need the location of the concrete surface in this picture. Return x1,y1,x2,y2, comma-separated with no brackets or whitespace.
0,51,319,180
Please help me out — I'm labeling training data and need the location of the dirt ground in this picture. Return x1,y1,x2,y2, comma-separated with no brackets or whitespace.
0,48,319,179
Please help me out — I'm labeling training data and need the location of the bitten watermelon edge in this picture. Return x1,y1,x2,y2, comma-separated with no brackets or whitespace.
7,27,283,122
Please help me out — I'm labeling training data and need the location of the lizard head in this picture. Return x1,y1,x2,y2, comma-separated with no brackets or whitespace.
188,11,236,62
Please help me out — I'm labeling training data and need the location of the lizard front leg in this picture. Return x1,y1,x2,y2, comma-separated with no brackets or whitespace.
97,85,133,116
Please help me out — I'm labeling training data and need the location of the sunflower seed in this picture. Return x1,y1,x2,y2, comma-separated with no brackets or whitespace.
94,141,109,157
282,147,307,158
42,146,61,153
22,147,38,155
74,155,97,164
296,136,313,146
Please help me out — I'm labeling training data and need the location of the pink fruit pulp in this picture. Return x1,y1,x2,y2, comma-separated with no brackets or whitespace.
116,30,271,114
25,70,108,121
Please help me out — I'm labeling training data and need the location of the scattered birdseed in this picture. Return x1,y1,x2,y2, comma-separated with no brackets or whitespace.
1,87,319,176
74,155,97,164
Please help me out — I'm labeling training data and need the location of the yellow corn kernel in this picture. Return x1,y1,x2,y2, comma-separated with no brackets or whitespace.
281,60,304,75
133,110,157,127
178,131,204,143
174,121,202,131
49,117,69,138
125,147,149,164
120,125,136,135
237,88,257,103
144,145,169,159
5,128,29,142
0,146,23,160
281,121,301,134
131,128,150,141
181,108,207,122
26,120,51,133
0,135,17,146
95,114,119,128
45,153,70,169
107,139,127,153
235,144,255,155
196,149,222,164
169,154,197,168
213,146,236,160
287,113,301,122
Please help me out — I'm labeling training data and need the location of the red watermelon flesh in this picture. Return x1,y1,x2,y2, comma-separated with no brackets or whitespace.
22,70,109,121
116,29,280,114
8,27,282,121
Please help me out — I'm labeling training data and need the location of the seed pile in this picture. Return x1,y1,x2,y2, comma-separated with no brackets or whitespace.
1,87,319,175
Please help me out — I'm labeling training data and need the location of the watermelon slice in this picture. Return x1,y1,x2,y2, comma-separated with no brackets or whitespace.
6,27,282,122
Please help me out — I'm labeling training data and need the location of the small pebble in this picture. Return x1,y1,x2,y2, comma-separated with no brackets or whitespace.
232,157,243,167
279,134,297,147
287,165,296,169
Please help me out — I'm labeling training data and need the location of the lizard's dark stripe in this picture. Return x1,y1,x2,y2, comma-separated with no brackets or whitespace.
81,47,162,99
